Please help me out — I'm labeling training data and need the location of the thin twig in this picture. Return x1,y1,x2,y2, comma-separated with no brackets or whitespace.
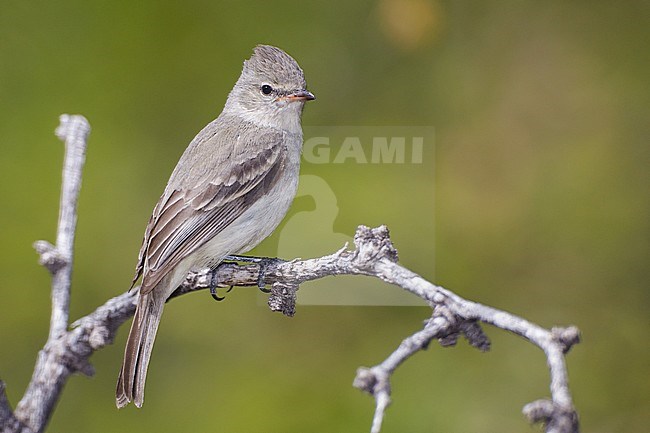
7,115,90,433
49,114,90,339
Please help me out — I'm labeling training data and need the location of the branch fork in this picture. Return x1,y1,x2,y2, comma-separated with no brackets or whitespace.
0,115,581,433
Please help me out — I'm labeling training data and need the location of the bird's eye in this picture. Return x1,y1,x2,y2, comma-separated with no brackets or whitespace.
261,84,273,95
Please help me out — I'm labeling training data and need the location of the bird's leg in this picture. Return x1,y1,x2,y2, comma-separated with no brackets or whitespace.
224,255,286,293
224,254,268,263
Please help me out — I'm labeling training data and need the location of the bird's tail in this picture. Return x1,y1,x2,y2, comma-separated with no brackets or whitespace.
116,291,165,408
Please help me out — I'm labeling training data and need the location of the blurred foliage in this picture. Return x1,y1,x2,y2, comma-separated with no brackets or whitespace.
1,0,648,432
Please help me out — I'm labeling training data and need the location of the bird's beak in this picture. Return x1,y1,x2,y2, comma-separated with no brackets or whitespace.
285,90,316,102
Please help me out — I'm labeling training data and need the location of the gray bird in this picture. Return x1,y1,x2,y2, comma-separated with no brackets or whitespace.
116,45,315,408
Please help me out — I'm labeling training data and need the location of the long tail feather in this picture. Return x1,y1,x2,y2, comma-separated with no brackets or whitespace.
116,292,165,408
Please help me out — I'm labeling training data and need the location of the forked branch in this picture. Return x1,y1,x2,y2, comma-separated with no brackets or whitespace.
0,115,580,433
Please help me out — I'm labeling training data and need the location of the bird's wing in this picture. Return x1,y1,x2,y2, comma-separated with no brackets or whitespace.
132,127,286,294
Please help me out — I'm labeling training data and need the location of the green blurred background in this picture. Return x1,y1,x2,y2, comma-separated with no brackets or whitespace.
1,0,648,432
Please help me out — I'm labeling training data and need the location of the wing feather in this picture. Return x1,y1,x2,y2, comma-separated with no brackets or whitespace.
135,121,286,294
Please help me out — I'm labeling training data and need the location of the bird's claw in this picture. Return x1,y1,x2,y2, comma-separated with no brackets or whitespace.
210,288,225,301
209,269,227,301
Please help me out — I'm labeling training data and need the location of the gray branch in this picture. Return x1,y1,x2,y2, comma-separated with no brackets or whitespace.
49,115,89,339
2,115,90,433
188,227,581,433
0,116,580,433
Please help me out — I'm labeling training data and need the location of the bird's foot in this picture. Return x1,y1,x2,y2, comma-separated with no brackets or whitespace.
209,269,233,302
224,255,285,293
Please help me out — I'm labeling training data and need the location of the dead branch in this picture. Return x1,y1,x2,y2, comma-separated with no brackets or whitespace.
0,115,580,433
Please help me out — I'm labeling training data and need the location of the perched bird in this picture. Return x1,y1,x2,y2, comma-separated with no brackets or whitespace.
116,45,315,408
